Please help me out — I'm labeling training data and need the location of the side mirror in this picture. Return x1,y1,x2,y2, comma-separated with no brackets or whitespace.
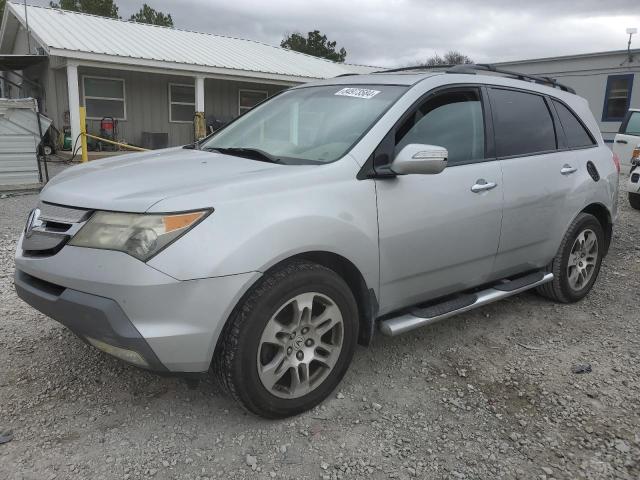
391,144,448,175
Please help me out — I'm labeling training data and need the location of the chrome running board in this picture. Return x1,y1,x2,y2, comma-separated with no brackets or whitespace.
379,272,554,336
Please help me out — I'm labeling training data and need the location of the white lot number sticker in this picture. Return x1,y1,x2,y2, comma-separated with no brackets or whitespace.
335,87,381,99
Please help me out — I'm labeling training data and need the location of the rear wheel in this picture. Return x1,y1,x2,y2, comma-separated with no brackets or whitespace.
629,192,640,210
537,213,604,303
214,260,358,418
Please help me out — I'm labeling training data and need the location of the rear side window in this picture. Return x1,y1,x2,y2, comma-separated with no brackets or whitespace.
489,88,556,157
552,100,596,148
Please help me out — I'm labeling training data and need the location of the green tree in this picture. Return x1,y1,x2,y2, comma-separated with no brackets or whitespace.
129,3,173,27
281,30,347,63
0,0,5,22
422,50,473,67
49,0,119,18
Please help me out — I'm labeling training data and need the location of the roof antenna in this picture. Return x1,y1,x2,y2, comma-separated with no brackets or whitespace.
24,0,32,54
626,27,637,64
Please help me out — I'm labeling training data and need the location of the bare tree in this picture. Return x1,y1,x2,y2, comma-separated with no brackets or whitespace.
420,50,474,67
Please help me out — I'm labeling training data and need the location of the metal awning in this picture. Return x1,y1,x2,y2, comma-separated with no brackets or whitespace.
0,55,47,71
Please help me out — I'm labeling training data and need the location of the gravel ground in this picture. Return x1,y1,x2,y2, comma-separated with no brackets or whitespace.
1,168,638,480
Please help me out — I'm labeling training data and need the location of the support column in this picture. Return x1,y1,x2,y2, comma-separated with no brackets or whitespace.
194,75,206,140
66,62,81,151
195,75,205,113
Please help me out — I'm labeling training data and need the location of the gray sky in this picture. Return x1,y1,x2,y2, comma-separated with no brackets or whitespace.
28,0,640,66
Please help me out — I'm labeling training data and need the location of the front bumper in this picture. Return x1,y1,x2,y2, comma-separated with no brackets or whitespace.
15,269,167,371
14,238,261,372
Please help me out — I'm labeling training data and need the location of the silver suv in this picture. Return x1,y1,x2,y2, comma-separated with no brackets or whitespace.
15,66,619,418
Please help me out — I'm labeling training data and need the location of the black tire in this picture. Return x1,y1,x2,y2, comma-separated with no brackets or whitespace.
213,260,358,418
629,192,640,210
537,213,604,303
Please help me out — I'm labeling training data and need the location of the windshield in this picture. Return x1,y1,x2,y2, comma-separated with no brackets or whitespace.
201,84,408,164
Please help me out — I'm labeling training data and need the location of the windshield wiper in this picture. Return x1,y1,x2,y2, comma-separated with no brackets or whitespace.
204,147,282,164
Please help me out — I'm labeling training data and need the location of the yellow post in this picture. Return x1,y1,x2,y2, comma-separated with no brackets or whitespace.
194,111,206,141
79,106,88,163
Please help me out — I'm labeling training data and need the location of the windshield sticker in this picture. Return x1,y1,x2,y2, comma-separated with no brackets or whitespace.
335,87,381,99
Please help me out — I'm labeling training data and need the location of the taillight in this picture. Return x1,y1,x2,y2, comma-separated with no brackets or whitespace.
632,147,640,166
612,152,621,173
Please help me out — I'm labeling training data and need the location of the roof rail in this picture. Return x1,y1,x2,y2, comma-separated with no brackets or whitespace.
373,65,456,74
372,63,576,94
446,64,576,94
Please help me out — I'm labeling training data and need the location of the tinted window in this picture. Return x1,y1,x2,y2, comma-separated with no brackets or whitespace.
624,112,640,135
490,88,556,157
395,90,485,165
553,100,595,148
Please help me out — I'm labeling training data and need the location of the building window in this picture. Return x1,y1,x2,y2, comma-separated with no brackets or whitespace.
239,89,268,115
83,76,126,120
169,83,196,123
602,74,634,122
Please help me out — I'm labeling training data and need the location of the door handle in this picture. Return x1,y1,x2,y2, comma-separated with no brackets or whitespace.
616,139,628,144
471,180,497,193
560,164,578,175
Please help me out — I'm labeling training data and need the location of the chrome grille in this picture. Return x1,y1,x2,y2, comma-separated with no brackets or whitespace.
38,202,91,224
22,203,93,255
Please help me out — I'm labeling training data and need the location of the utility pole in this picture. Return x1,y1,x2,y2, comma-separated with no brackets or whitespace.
627,27,637,64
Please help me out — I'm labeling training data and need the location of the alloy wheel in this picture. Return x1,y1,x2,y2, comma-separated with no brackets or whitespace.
567,229,598,291
257,292,344,399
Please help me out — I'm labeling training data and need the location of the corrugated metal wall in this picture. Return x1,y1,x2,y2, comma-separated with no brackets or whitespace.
0,99,43,187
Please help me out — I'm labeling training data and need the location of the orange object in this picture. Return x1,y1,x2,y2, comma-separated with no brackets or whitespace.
162,212,205,232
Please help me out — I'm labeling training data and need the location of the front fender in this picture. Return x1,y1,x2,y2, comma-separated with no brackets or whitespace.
147,163,380,297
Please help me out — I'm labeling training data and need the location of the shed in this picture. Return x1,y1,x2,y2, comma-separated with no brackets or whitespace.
0,97,50,188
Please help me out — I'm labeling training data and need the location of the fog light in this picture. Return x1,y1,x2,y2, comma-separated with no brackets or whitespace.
86,337,149,368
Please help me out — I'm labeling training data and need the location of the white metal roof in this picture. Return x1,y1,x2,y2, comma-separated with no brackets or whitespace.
2,2,376,82
495,48,640,66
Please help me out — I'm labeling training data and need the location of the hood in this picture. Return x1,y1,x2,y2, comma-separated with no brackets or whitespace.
40,147,286,212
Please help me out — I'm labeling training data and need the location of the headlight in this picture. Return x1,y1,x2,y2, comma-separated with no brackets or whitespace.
69,210,211,261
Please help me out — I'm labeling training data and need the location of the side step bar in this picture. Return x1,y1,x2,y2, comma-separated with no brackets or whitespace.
379,272,554,336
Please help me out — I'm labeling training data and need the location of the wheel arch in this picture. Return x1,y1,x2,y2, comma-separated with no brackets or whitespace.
213,251,379,363
581,202,613,256
290,251,379,346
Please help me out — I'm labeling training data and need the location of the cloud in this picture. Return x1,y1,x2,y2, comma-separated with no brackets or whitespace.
27,0,640,66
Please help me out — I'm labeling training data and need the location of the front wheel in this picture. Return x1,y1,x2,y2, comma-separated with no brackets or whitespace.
629,192,640,210
537,213,604,303
214,260,358,418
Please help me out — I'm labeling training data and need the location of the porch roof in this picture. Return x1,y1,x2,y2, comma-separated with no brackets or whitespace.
0,54,46,70
1,2,376,83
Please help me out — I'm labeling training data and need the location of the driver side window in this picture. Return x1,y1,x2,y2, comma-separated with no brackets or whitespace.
395,89,486,166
